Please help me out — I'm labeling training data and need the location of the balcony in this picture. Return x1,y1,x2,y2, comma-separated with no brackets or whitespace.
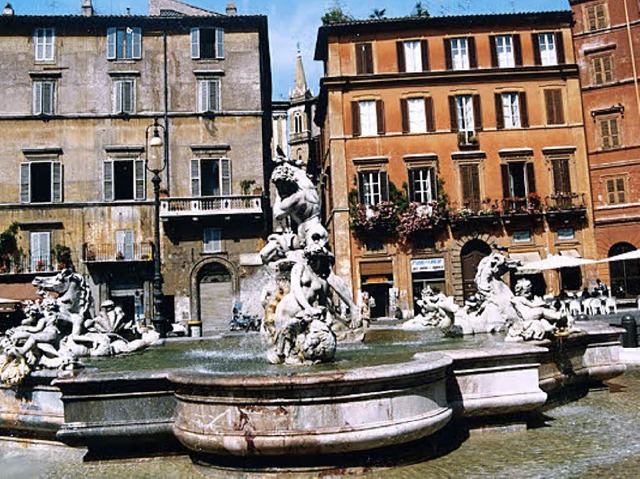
449,199,501,229
160,195,262,219
500,195,543,223
83,243,153,263
457,131,480,151
545,193,587,223
0,255,62,275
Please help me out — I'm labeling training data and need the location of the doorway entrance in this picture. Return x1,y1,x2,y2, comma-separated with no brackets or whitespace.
608,242,640,298
460,239,492,300
198,262,234,334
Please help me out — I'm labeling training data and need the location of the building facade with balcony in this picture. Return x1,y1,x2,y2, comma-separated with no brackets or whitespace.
314,12,596,317
0,0,272,332
570,0,640,298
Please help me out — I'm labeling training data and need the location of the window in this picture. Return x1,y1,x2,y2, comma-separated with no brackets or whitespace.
450,95,481,143
292,113,303,134
459,163,481,204
107,27,142,60
113,79,135,114
197,79,220,113
534,32,564,66
358,171,388,206
544,89,564,125
606,177,626,204
20,161,62,203
404,98,427,133
501,162,536,198
599,118,620,149
103,159,145,201
552,158,572,193
499,93,522,129
355,43,373,74
586,4,608,31
351,100,384,137
33,28,55,62
592,56,614,85
30,232,51,272
203,228,222,253
190,28,224,60
494,35,514,68
397,40,429,73
116,230,135,260
33,80,55,115
450,38,469,70
191,158,231,196
408,167,436,203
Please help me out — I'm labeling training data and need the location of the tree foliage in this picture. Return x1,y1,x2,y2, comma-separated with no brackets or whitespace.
411,1,430,17
369,8,386,19
322,1,355,24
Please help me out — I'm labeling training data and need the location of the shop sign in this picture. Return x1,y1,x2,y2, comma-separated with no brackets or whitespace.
411,258,445,273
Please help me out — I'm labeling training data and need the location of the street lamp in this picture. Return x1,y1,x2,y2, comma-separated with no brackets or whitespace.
145,118,169,338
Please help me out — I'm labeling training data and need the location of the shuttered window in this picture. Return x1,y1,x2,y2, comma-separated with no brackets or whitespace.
493,35,514,68
355,43,373,74
599,118,621,149
606,177,626,204
552,158,572,194
536,32,558,66
103,159,145,201
116,230,135,260
401,97,434,134
357,100,379,136
107,27,142,60
33,28,55,62
20,161,62,204
586,4,608,31
408,168,437,203
397,40,429,73
358,171,388,206
33,81,55,115
197,79,221,113
113,79,135,114
499,93,521,129
190,158,232,197
190,28,225,59
450,37,470,70
203,228,222,253
592,56,614,85
501,162,535,198
544,89,564,125
460,164,480,203
30,232,51,272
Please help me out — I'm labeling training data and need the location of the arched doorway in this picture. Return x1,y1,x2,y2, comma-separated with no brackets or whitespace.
460,239,492,300
196,261,235,334
609,242,640,298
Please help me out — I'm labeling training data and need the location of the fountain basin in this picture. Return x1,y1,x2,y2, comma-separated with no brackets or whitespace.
170,353,452,457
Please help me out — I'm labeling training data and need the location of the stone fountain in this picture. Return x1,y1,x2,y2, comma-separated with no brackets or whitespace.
0,150,628,469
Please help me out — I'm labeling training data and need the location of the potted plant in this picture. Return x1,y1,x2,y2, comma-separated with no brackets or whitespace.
159,187,170,198
116,251,125,261
36,259,46,271
52,244,72,269
240,179,256,196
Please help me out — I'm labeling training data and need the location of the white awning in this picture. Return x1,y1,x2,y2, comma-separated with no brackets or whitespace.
509,252,542,265
559,249,581,258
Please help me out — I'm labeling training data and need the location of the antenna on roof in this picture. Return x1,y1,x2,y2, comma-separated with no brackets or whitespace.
126,6,131,15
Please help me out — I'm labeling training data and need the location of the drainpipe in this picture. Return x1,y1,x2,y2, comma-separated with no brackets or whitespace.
623,0,640,120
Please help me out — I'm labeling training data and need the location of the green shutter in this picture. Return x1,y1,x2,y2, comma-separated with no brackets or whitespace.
107,28,116,59
215,28,225,59
220,158,231,195
191,159,201,197
52,162,62,203
20,163,30,203
134,159,145,200
103,161,114,201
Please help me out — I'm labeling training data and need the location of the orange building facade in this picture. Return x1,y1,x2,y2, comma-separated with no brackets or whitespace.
571,0,640,298
315,12,597,317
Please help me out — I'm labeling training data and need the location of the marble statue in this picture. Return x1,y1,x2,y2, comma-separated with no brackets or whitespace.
401,287,459,330
505,278,572,341
260,148,361,364
0,268,159,386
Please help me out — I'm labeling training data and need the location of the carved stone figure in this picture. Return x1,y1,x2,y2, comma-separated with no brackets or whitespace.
505,279,571,341
401,287,459,330
0,269,159,385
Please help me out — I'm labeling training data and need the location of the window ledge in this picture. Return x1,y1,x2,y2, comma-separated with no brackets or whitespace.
108,70,141,77
194,69,225,76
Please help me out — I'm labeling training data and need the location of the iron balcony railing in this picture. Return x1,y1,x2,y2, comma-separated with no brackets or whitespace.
0,255,61,275
160,195,262,219
545,193,586,211
83,243,153,262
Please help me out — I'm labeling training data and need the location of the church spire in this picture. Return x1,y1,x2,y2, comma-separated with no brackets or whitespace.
290,47,310,100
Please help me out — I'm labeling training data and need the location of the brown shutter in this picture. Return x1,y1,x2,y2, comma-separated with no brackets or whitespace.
526,162,536,194
364,43,373,73
351,101,361,137
461,164,480,202
380,171,389,201
519,92,529,127
355,43,365,74
603,56,613,82
444,39,452,70
400,98,409,134
420,39,430,71
545,89,564,125
396,41,406,72
552,158,571,193
600,119,611,148
408,169,416,201
376,99,385,135
532,33,541,65
495,93,504,130
593,57,603,84
513,34,523,66
430,167,438,201
555,32,565,64
468,37,477,68
473,94,482,131
425,97,435,132
501,164,511,198
449,96,458,132
358,172,366,203
489,36,498,67
610,118,620,146
553,89,564,124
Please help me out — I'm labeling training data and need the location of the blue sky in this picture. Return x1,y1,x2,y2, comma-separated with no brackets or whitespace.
10,0,571,99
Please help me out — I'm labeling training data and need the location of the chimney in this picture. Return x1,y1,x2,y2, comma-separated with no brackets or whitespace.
3,3,14,16
226,1,237,16
81,0,93,17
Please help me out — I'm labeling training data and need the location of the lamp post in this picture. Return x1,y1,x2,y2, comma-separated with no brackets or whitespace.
145,118,169,338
